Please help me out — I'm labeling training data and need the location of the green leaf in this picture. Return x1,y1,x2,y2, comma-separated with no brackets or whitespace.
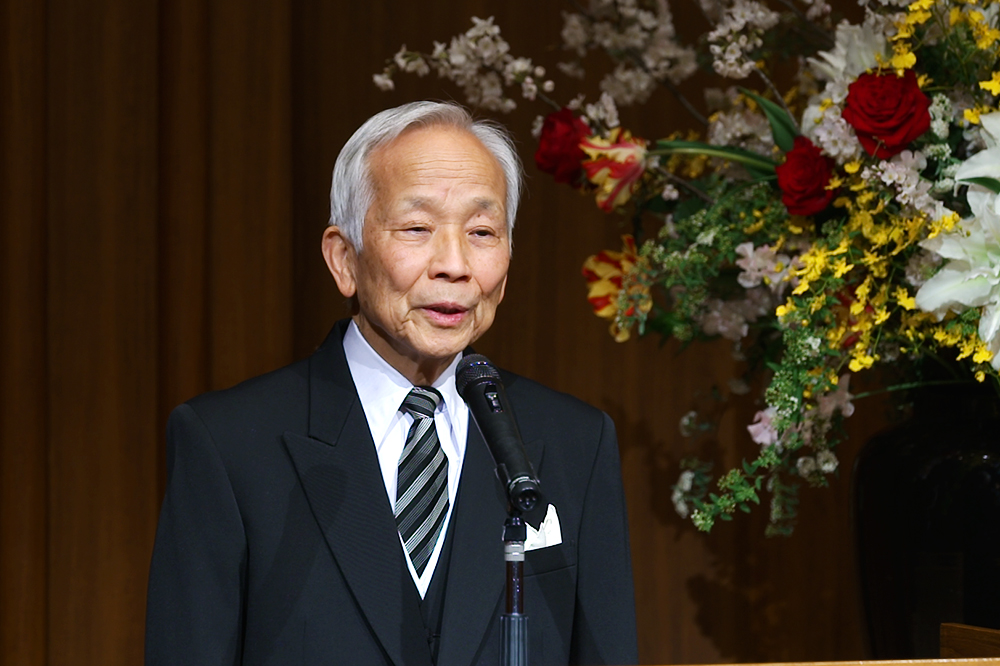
740,88,799,153
961,176,1000,194
651,140,776,177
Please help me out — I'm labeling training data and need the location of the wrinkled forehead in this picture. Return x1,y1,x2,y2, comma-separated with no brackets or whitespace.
366,126,508,217
368,124,505,189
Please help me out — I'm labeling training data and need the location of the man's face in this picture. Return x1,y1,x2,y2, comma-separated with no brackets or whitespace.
329,124,511,383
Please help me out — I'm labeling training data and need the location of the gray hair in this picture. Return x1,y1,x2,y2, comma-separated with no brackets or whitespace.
329,101,523,250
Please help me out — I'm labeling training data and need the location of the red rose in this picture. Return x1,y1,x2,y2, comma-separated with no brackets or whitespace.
534,108,591,185
842,69,931,159
776,136,836,216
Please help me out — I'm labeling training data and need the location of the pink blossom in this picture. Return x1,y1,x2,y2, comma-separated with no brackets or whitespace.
735,242,792,294
747,407,779,446
816,374,855,420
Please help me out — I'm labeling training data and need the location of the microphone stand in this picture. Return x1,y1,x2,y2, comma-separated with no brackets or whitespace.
500,510,528,666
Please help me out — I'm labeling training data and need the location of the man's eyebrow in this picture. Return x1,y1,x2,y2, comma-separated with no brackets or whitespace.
473,197,502,212
399,196,502,212
401,196,432,210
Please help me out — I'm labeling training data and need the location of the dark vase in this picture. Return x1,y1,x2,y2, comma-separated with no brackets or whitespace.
854,381,1000,658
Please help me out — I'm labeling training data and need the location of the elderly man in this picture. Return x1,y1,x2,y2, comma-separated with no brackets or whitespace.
145,102,637,666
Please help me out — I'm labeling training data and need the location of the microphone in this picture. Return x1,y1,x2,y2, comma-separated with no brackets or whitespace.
455,354,541,513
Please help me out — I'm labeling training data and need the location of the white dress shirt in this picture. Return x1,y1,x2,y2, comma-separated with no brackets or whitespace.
342,320,468,598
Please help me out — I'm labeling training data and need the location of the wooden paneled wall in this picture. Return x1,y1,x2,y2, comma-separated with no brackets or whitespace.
2,1,882,664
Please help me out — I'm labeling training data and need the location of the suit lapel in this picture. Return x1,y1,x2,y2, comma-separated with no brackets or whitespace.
283,323,431,666
435,390,547,666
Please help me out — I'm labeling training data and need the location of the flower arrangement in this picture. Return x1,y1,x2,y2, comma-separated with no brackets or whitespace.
377,0,1000,535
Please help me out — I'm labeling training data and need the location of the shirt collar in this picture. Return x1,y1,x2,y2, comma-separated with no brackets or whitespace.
343,320,464,445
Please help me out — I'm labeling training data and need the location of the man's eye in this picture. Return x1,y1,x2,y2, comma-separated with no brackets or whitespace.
472,229,496,238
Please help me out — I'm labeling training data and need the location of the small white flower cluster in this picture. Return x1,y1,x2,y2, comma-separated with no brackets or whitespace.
796,450,838,478
558,0,697,107
859,0,912,7
707,0,780,79
930,94,954,140
374,17,554,113
923,141,953,163
707,106,774,157
372,73,395,92
671,470,695,519
802,102,863,162
601,64,657,107
678,410,700,437
800,0,832,20
862,151,957,222
571,91,621,130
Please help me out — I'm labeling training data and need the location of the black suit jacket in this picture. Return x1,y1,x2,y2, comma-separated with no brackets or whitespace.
145,321,637,665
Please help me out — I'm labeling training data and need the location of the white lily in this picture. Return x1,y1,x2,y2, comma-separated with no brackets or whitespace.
956,112,1000,216
807,19,887,85
916,188,1000,369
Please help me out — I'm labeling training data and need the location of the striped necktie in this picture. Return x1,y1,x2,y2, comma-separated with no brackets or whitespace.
395,386,449,576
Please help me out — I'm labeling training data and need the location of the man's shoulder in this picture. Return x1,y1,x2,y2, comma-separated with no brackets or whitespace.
180,321,348,427
180,356,312,432
499,367,609,431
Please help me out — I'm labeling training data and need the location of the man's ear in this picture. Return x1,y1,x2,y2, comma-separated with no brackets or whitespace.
321,225,358,298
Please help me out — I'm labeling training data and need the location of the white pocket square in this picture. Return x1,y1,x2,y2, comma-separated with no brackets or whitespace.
524,504,562,551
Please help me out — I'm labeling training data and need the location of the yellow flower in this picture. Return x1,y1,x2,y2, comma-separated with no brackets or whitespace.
894,23,915,40
981,72,1000,95
832,257,854,278
905,9,933,25
849,349,875,372
850,276,873,315
974,341,994,364
776,299,796,318
890,47,917,71
976,26,1000,50
894,286,917,310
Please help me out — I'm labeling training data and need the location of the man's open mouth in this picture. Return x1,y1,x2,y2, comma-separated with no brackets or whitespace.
427,304,467,315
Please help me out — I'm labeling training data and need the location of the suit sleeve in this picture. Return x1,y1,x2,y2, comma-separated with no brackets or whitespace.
145,403,247,666
570,412,639,665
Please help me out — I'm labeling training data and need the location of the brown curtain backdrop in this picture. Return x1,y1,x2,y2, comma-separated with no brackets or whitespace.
2,1,881,664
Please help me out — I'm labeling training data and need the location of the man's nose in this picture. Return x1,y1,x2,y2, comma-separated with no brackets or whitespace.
429,228,472,281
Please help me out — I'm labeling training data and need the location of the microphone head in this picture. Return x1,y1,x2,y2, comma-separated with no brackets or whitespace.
456,353,500,396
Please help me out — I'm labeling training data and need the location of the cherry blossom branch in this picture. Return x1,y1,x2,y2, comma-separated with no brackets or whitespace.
619,50,708,126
